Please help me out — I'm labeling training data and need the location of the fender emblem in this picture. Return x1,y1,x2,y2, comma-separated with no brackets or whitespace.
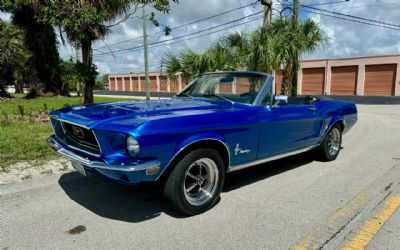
234,144,251,156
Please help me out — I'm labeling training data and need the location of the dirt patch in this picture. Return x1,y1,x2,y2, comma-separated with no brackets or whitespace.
0,158,73,185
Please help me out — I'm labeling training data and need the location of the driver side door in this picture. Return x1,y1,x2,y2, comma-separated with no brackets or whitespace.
257,97,323,160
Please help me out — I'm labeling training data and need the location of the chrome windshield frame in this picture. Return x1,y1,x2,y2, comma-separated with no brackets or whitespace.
176,71,273,106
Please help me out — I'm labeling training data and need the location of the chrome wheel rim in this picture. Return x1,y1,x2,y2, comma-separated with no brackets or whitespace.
328,127,341,156
183,158,219,206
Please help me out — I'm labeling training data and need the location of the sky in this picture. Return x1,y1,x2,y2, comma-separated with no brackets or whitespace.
1,0,400,76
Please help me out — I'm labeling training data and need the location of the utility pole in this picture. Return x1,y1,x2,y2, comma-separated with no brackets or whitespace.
75,45,81,97
259,0,274,91
260,0,273,26
142,5,150,101
293,0,299,20
293,0,300,97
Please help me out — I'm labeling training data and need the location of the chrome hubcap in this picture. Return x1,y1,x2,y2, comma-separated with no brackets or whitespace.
184,158,219,206
327,128,341,156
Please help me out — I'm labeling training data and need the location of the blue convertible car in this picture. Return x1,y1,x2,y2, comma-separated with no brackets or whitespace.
47,71,357,215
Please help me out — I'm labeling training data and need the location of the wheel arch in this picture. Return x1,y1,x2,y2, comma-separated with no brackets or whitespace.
156,137,230,183
326,116,345,134
333,119,345,132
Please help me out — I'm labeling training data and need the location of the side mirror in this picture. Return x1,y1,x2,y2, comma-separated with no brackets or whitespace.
273,95,288,107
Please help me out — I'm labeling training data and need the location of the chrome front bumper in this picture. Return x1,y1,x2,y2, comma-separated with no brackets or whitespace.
46,136,160,173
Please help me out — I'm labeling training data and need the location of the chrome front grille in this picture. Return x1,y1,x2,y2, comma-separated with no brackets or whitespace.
50,118,101,156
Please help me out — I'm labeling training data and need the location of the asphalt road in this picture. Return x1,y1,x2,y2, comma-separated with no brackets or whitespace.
2,105,400,250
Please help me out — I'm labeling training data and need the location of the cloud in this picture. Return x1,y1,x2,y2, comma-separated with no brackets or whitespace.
59,0,400,75
94,61,111,74
300,0,400,59
89,0,263,75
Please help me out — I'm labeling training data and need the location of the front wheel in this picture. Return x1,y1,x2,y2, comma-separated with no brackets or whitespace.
163,148,225,215
316,124,342,161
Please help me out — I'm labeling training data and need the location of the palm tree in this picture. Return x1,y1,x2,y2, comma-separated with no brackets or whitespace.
162,46,234,85
161,17,326,96
0,20,30,97
3,2,63,95
30,0,177,104
270,17,327,95
28,0,137,103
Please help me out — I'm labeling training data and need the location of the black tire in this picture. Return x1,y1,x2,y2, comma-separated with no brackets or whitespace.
163,148,225,216
316,124,342,161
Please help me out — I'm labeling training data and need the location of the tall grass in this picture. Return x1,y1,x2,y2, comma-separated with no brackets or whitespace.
0,95,137,171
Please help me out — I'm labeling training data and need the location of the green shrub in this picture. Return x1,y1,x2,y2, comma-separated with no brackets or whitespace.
18,105,25,116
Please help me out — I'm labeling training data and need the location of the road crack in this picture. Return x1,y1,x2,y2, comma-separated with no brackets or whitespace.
318,211,362,250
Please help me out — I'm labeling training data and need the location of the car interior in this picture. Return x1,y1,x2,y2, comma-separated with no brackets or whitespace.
272,95,320,106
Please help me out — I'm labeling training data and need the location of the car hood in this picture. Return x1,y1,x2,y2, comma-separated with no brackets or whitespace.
50,98,237,130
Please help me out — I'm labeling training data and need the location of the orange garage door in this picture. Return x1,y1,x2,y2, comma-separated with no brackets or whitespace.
150,76,158,92
116,77,123,91
364,64,396,96
301,67,325,95
330,66,358,95
159,76,168,92
123,77,130,91
109,78,116,91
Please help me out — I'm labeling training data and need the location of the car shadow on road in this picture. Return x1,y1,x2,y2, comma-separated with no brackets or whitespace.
58,173,182,223
58,152,314,223
223,152,314,192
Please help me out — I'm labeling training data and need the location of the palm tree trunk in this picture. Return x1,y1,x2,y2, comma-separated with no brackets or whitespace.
290,54,299,96
280,65,293,96
291,64,298,96
15,81,24,94
81,40,94,104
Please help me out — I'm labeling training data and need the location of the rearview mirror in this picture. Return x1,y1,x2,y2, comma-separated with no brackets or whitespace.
220,77,234,83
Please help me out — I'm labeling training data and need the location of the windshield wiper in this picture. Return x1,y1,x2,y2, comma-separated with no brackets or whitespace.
175,93,192,98
206,94,235,105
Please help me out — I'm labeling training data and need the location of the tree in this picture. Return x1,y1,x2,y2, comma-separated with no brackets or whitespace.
269,17,327,95
0,20,30,97
95,74,109,90
162,17,326,96
29,0,178,104
59,59,80,96
162,29,278,82
2,0,63,94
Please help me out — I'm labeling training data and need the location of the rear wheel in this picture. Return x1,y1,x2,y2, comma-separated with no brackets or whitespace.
163,148,225,215
316,124,342,161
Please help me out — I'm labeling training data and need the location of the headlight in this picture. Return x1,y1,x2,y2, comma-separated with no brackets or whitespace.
126,135,140,157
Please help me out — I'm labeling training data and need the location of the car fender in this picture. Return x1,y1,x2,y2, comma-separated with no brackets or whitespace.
155,133,230,181
323,115,344,138
175,133,228,154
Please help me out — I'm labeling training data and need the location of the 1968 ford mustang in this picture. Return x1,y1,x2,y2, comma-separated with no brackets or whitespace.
47,71,357,215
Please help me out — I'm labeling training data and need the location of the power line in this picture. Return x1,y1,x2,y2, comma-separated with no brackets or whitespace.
302,9,400,31
277,0,349,7
94,10,264,56
94,14,264,58
132,16,264,52
94,2,258,51
277,1,400,29
300,4,400,28
300,0,350,6
102,15,264,59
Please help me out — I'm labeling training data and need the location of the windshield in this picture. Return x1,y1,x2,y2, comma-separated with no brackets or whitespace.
177,73,267,104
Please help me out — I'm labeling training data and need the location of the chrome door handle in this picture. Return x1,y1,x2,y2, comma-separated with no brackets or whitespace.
308,107,316,112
